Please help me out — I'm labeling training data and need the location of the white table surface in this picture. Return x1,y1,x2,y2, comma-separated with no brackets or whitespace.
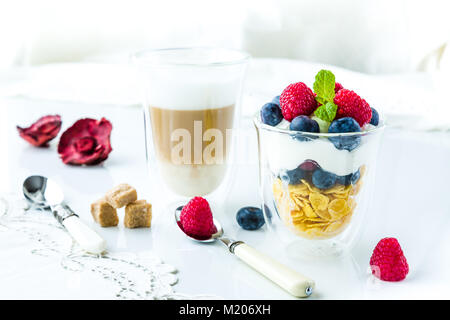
1,60,450,299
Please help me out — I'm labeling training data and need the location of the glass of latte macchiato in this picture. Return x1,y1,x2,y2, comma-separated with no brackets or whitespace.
133,48,249,201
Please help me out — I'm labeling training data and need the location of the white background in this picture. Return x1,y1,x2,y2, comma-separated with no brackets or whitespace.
1,0,450,73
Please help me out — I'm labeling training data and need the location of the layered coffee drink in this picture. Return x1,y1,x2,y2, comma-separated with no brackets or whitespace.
134,47,249,198
149,104,235,196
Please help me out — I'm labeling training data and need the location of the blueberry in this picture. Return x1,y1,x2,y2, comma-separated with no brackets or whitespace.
236,207,265,230
261,102,283,126
336,174,352,186
281,167,306,185
312,168,336,189
328,117,361,151
370,107,379,126
289,115,320,141
351,169,361,184
272,95,280,106
337,169,361,186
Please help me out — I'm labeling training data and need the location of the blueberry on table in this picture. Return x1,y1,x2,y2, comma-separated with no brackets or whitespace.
236,207,265,230
328,117,361,151
272,95,280,106
370,107,379,126
261,102,283,126
312,168,336,189
289,115,320,141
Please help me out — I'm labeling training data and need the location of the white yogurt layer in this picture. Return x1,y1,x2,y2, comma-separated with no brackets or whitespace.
263,120,381,176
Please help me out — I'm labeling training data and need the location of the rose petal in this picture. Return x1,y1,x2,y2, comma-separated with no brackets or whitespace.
58,118,112,165
17,115,62,147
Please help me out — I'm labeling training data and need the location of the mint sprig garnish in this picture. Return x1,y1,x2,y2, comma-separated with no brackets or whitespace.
314,102,337,123
313,70,335,104
313,70,337,122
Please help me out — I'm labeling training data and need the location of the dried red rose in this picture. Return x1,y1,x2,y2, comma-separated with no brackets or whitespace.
17,115,62,147
58,118,112,165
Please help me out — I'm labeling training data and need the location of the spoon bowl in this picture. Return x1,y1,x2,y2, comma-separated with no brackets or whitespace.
23,175,64,208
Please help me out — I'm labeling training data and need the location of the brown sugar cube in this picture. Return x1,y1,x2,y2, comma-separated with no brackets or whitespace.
105,183,137,208
91,198,119,227
124,200,152,229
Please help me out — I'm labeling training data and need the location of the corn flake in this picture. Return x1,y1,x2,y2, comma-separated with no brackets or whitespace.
302,203,317,218
309,192,329,211
301,179,321,193
324,220,344,233
316,209,332,220
328,199,349,219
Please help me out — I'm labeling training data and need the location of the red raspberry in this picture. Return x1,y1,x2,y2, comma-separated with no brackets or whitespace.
280,82,317,121
370,238,409,282
180,197,217,240
334,82,344,93
334,89,372,126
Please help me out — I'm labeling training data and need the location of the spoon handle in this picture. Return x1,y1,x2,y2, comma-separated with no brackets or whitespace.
233,243,315,298
62,216,107,255
52,204,106,254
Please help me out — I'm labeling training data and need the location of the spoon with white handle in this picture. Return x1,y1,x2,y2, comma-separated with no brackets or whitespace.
174,206,315,298
23,175,106,254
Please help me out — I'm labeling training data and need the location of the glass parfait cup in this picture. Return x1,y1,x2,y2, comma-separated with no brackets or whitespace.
254,114,385,258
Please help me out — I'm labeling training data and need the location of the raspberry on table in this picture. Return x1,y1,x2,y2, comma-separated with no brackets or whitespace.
370,237,409,282
334,89,372,126
180,197,217,240
280,82,317,121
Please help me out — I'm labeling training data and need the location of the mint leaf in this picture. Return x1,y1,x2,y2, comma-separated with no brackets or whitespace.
314,102,338,122
315,95,326,106
313,70,336,104
313,70,338,122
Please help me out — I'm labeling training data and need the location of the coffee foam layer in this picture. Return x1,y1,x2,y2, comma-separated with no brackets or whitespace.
145,70,240,110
